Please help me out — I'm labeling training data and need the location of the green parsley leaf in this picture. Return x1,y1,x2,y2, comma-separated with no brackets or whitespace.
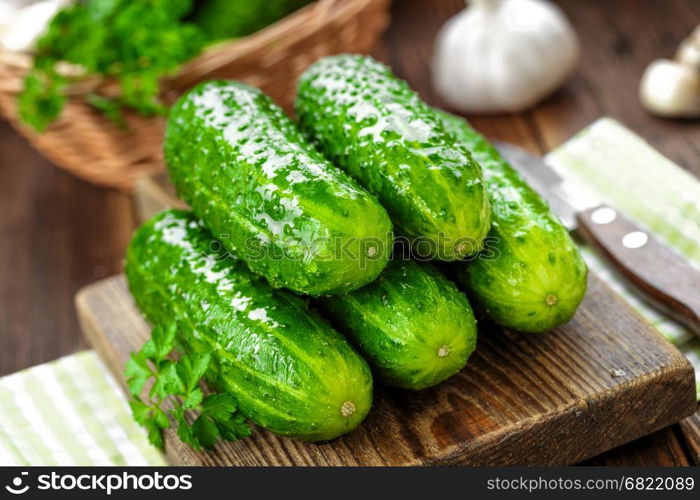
125,322,250,452
17,69,66,132
176,352,211,393
18,0,206,131
176,418,197,449
149,360,173,399
128,397,152,426
183,387,204,409
153,407,170,429
150,322,177,361
216,413,252,441
124,352,151,396
202,393,237,421
144,419,165,450
128,398,167,449
192,415,219,450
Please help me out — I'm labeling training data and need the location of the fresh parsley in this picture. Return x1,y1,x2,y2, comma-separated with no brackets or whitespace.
125,323,251,451
18,0,206,131
18,0,315,131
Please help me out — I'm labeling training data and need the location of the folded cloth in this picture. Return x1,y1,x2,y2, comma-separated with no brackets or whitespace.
0,118,696,466
0,351,165,466
547,118,700,399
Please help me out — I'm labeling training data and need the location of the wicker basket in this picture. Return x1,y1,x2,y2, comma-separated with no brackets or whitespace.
0,0,391,190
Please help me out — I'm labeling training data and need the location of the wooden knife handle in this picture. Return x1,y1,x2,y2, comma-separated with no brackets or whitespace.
577,204,700,336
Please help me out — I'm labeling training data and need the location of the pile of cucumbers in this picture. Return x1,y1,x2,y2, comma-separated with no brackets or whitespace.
125,55,587,443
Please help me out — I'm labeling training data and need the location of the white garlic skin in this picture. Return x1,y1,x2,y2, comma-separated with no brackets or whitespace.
639,59,700,118
432,0,580,113
0,0,72,53
676,30,700,70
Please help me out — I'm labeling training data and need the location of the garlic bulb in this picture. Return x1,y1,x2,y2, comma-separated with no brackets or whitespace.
0,0,72,53
639,60,700,118
432,0,580,113
639,25,700,118
676,27,700,68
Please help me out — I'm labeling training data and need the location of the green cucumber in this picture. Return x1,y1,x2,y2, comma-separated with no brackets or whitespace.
439,111,588,333
295,54,491,261
164,80,393,296
320,259,477,390
125,209,373,441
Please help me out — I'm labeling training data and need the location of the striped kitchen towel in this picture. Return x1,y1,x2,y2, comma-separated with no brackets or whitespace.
0,351,165,466
548,118,700,399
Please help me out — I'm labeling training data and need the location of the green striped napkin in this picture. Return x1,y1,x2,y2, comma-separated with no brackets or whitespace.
547,118,700,399
0,351,165,466
547,118,700,268
0,118,697,466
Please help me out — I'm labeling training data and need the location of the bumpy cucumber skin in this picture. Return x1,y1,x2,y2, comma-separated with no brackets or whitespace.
439,111,588,333
321,260,477,390
295,55,491,261
164,80,393,297
125,210,373,441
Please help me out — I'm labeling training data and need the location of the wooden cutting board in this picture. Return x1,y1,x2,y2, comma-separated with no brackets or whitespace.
75,171,697,465
76,273,696,466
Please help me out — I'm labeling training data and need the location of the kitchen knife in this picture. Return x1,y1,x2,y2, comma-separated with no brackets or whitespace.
494,141,700,336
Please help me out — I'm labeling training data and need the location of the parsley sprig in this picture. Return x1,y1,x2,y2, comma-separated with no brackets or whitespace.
125,323,251,451
18,0,206,131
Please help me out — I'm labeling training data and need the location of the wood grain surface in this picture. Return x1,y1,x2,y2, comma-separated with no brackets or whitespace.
76,273,696,466
679,413,700,465
2,0,699,465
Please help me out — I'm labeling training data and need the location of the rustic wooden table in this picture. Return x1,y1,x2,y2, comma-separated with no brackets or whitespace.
0,0,698,465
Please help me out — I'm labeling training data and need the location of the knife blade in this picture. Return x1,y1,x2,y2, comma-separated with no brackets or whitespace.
494,141,700,337
493,141,597,230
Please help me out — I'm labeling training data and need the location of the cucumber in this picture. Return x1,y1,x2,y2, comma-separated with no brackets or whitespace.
320,259,477,390
295,54,491,261
125,209,373,441
439,111,588,333
164,80,393,296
